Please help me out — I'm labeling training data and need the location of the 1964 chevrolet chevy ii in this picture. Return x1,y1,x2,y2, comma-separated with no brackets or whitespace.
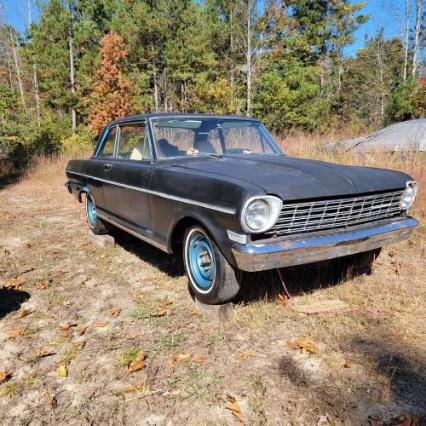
65,114,418,304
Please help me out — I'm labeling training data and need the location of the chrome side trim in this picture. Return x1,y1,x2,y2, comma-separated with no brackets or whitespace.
97,212,169,253
232,217,418,272
67,171,235,214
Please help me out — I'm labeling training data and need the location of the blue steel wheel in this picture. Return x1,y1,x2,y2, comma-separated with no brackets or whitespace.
183,225,241,304
85,193,107,234
86,195,97,227
186,230,216,292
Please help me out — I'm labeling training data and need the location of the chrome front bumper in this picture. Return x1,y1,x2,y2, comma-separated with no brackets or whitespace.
231,217,418,272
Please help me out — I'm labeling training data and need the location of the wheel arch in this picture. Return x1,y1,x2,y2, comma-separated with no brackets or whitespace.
169,216,205,255
77,185,90,203
167,213,237,269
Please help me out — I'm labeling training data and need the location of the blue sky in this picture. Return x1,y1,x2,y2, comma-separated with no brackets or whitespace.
347,0,408,56
2,0,409,57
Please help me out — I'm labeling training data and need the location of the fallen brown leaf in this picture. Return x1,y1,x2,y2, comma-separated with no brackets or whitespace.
37,349,56,358
123,384,142,393
71,340,86,349
7,326,25,339
0,371,12,384
287,337,319,354
4,277,25,289
93,321,107,328
343,361,353,368
276,294,288,305
225,394,244,423
58,321,77,331
35,280,48,290
190,308,202,317
160,298,173,307
14,308,30,320
150,307,167,317
76,325,87,336
235,352,253,361
167,358,175,369
173,352,193,362
110,308,121,318
193,355,208,364
19,266,35,274
128,352,145,373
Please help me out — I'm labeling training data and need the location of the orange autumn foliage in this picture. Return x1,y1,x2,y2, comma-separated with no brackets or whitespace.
88,32,131,135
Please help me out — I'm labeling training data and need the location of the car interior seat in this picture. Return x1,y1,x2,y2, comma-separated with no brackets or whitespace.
130,138,145,160
156,138,181,157
193,132,216,154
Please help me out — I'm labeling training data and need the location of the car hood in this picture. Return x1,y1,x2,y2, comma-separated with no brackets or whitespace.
172,155,410,201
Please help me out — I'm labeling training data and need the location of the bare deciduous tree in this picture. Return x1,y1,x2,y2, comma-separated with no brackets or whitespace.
403,0,410,81
68,1,76,132
28,0,40,125
412,0,423,77
8,27,27,113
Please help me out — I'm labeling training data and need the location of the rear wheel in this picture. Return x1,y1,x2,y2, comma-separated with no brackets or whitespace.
85,193,107,235
183,226,240,305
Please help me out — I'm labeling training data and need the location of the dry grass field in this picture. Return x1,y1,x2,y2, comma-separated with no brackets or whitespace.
0,136,425,425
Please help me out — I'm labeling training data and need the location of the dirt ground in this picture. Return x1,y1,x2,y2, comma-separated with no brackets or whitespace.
0,158,425,425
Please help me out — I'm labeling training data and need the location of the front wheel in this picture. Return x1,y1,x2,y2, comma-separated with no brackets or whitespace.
85,193,107,235
183,226,241,305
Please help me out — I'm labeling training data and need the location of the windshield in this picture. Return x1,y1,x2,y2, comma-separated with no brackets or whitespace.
151,118,282,159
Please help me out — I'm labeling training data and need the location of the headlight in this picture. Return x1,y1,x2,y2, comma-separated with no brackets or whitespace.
401,180,417,210
240,195,283,233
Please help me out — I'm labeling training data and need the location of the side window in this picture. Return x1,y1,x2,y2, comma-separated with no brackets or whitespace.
98,126,117,157
117,122,152,161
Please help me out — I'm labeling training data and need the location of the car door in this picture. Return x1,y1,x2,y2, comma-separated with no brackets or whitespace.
102,120,154,234
87,125,118,210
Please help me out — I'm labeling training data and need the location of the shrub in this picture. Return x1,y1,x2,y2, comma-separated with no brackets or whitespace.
62,128,96,157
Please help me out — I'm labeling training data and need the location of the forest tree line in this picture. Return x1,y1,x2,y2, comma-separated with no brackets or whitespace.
0,0,426,160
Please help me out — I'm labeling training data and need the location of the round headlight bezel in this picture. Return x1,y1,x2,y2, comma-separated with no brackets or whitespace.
240,195,283,233
401,180,417,210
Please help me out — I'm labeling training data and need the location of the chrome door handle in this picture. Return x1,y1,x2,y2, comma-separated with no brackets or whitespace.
104,163,113,171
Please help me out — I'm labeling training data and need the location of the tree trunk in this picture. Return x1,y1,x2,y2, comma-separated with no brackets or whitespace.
153,71,159,113
403,0,410,82
8,28,27,113
412,0,422,78
376,39,385,125
246,0,252,116
68,2,76,132
230,5,234,91
28,0,41,125
4,45,14,90
32,60,41,125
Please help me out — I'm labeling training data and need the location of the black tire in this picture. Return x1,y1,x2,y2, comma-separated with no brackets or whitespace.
183,225,241,305
85,193,107,235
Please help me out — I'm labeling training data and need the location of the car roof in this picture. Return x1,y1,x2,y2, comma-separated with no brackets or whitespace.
109,113,260,126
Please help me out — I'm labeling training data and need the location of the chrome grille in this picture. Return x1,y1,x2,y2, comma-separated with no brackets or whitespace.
266,190,404,237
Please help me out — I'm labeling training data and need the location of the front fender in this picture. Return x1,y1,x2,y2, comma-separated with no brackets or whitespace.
167,208,239,268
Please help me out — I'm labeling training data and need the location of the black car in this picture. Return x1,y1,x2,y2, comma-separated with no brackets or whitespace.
65,114,418,304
